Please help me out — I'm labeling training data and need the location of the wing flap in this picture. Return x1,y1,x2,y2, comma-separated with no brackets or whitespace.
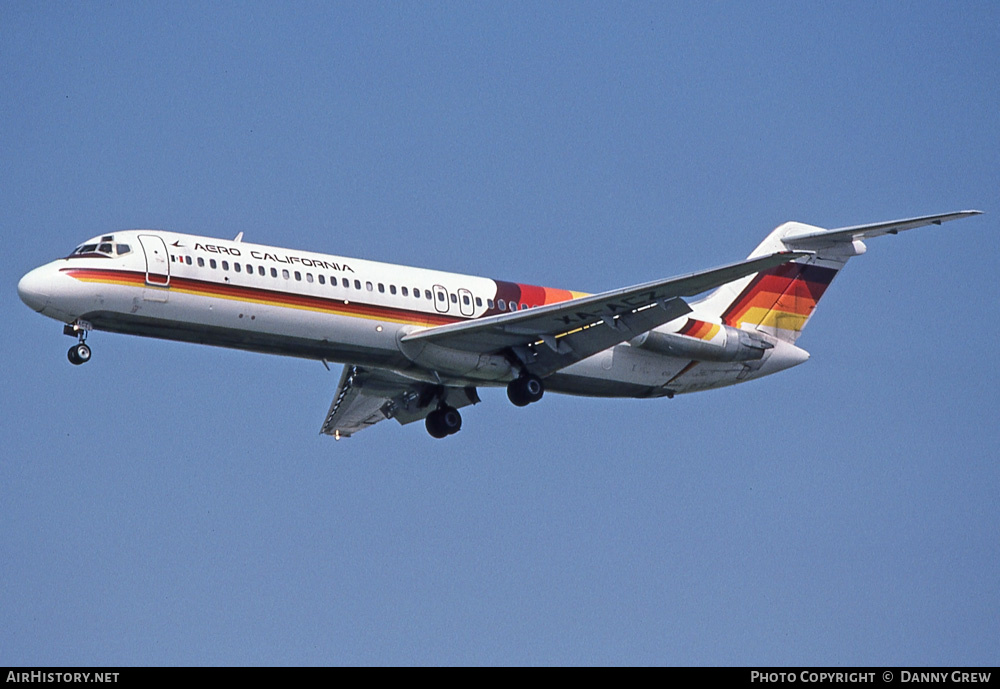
320,365,479,439
518,297,693,377
320,365,391,438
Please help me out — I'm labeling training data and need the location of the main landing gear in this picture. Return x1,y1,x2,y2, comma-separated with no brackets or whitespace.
425,405,462,439
507,374,544,407
64,321,92,365
422,374,544,439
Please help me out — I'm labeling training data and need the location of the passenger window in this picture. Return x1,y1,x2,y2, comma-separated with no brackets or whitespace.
378,283,384,293
509,302,517,311
234,263,241,273
475,297,482,307
497,299,506,311
271,267,277,277
462,295,470,306
185,256,192,265
342,278,349,288
197,257,205,267
245,263,252,273
401,287,408,297
258,266,265,276
366,282,373,291
487,299,494,309
210,259,217,269
389,285,396,295
318,275,325,285
307,273,314,283
295,271,302,281
222,261,229,271
450,294,457,304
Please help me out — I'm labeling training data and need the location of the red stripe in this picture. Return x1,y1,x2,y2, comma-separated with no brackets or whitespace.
722,265,837,326
63,268,463,327
517,283,546,307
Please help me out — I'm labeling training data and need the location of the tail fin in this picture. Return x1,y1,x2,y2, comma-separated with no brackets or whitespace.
693,222,847,343
692,211,981,343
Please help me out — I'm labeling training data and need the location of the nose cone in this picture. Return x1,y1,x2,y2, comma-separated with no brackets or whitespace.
18,266,50,312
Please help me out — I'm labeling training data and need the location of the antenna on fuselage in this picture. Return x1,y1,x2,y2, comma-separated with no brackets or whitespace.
233,232,244,243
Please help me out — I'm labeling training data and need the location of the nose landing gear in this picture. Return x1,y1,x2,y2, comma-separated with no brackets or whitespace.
64,320,93,365
68,342,91,365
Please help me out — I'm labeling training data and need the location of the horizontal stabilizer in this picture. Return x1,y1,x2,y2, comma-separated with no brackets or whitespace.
782,210,982,250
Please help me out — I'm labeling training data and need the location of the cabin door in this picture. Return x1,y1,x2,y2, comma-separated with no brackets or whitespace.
138,235,171,287
458,288,475,317
433,284,450,314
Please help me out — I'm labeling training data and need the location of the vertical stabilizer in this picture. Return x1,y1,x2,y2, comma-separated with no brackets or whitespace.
692,222,862,343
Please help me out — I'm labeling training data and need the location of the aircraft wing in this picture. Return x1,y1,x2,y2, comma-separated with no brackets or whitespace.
320,365,480,439
782,210,982,250
401,251,807,377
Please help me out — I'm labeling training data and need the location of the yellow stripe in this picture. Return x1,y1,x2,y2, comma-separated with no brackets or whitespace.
737,307,808,331
72,274,142,288
74,273,442,327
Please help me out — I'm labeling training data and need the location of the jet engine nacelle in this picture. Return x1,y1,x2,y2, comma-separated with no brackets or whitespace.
396,328,514,381
631,324,774,362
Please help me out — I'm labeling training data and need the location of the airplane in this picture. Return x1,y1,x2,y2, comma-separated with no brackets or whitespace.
18,210,980,439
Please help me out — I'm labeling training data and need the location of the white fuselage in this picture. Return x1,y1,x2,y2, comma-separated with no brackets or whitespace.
18,229,806,399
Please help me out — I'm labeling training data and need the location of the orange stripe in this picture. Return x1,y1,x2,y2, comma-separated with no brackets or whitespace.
64,268,460,328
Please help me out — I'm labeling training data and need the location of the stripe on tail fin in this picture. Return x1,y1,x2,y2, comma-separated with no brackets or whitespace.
720,260,839,342
689,211,980,344
689,220,857,343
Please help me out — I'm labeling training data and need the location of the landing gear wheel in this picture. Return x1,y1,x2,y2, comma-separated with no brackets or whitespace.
425,406,462,438
425,410,448,439
507,374,544,407
68,343,91,365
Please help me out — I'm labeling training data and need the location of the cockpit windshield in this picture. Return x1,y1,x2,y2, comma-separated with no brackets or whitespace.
68,235,131,259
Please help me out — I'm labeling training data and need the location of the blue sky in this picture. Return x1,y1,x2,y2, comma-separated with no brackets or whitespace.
2,2,997,666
